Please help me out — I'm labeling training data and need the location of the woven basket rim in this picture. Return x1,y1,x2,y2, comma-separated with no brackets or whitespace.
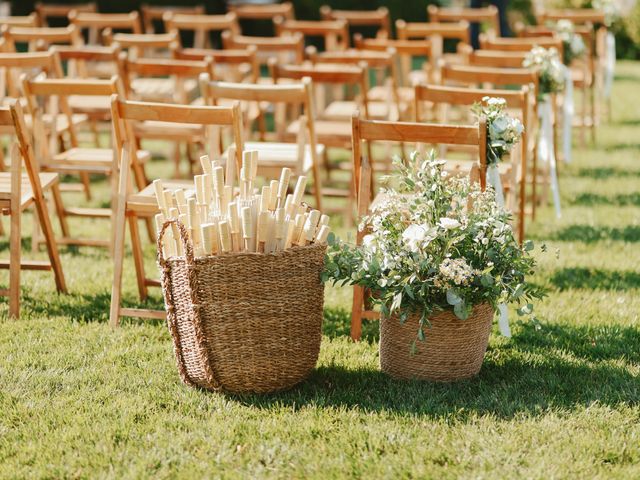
164,243,326,264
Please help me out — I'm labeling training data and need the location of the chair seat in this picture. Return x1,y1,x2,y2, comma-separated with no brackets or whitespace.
287,119,351,147
224,141,325,175
128,179,196,215
51,148,151,170
0,172,58,209
68,95,112,115
323,101,394,121
131,78,198,103
134,120,205,140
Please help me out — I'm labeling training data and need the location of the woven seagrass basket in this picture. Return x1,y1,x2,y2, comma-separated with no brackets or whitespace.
157,220,326,394
380,303,494,382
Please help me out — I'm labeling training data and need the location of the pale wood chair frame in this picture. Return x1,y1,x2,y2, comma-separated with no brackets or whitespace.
274,17,349,51
1,24,83,52
140,4,206,34
35,2,96,26
109,96,243,326
415,83,530,242
222,31,305,67
320,6,391,41
200,74,323,209
0,14,40,29
0,100,67,318
163,12,240,49
68,11,142,45
428,5,501,37
171,45,260,84
350,112,488,340
229,2,295,21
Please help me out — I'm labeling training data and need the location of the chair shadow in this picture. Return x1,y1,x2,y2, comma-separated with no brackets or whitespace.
569,192,640,207
575,166,640,179
540,224,640,243
550,267,640,291
231,321,640,420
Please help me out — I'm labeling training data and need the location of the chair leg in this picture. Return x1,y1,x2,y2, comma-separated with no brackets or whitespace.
109,208,127,328
36,199,67,295
8,208,20,319
350,285,364,341
128,214,148,302
50,184,70,238
80,172,92,201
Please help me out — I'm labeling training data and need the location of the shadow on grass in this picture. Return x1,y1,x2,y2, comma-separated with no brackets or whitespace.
230,320,640,419
570,192,640,207
604,142,640,152
550,267,640,291
542,224,640,243
575,167,640,179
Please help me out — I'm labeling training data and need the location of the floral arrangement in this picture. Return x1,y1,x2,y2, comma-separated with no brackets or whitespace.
323,151,546,341
471,97,524,165
555,19,586,65
593,0,620,26
522,46,566,97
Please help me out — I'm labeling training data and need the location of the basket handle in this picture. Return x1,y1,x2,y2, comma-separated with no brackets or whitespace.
157,218,194,266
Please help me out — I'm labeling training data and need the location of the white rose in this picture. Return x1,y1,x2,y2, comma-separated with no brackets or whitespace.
439,218,461,230
402,224,436,253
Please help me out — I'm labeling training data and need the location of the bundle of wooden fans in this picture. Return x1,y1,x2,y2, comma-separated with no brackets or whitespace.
153,150,331,257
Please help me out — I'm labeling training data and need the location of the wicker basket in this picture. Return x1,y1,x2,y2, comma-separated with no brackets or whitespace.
157,220,326,394
380,303,494,382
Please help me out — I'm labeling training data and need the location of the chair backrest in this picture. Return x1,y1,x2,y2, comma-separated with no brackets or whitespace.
164,12,240,49
537,9,606,26
274,18,349,51
111,95,244,179
354,35,435,86
229,2,295,21
441,63,539,99
117,54,215,102
69,11,142,44
465,49,529,69
52,44,120,78
0,14,40,28
270,60,371,118
320,6,391,41
0,50,63,98
396,20,471,44
21,75,121,158
428,5,500,37
479,34,563,53
200,74,319,173
351,112,488,199
36,2,96,26
172,45,259,83
2,24,83,52
140,4,205,34
104,31,180,59
222,31,304,66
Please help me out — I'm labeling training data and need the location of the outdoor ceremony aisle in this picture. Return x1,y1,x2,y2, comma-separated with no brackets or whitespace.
1,63,639,478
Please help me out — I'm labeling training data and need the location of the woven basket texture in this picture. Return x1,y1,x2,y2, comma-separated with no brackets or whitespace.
380,303,494,382
158,220,326,394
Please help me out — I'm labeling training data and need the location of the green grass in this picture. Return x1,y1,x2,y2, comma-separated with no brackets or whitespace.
2,62,640,479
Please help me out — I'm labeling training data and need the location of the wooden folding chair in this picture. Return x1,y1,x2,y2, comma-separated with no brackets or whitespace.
229,2,295,22
69,11,142,45
0,100,67,318
440,63,545,220
350,113,488,340
428,5,501,38
103,30,179,59
306,47,402,121
200,75,324,209
354,35,436,110
109,96,243,326
21,75,151,248
479,34,563,54
320,6,391,42
140,4,205,34
0,14,39,29
395,20,471,79
117,54,216,177
172,45,259,84
35,2,96,27
274,18,349,51
222,31,304,70
415,83,531,242
163,12,240,49
1,24,83,52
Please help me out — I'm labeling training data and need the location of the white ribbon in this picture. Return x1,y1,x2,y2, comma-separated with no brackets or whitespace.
487,163,505,208
604,32,616,99
537,97,562,219
497,303,511,338
562,64,574,164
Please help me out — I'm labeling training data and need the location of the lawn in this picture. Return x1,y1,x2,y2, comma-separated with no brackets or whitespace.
1,62,640,479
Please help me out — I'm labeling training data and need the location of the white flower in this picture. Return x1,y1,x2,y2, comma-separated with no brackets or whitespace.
439,218,461,230
402,224,436,253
